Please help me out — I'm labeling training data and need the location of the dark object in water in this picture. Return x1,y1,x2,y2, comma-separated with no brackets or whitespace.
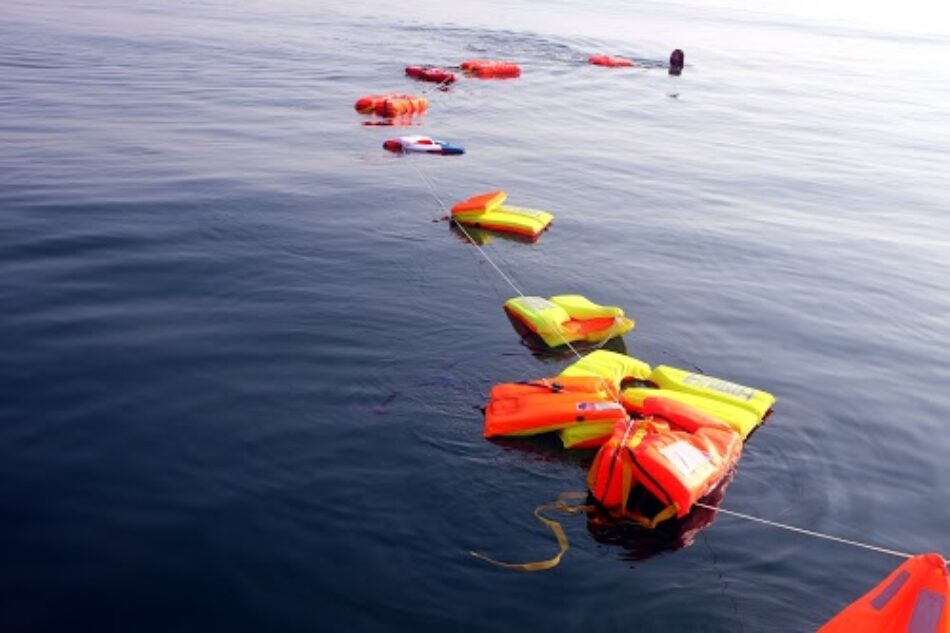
669,49,685,76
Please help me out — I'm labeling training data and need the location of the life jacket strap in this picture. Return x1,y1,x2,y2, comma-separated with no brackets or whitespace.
469,492,593,572
624,503,680,529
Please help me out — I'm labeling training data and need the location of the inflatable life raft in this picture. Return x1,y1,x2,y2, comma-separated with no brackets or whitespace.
503,295,635,350
451,191,553,241
588,55,635,67
354,94,428,117
405,66,457,84
820,553,950,633
483,376,625,439
587,398,743,527
558,351,775,448
383,136,465,155
460,60,521,78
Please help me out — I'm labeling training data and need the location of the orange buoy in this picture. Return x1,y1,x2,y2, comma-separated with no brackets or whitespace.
587,397,742,527
460,60,521,79
354,94,428,117
588,55,635,68
820,553,950,632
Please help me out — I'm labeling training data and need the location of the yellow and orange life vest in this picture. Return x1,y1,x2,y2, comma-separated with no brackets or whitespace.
451,191,554,241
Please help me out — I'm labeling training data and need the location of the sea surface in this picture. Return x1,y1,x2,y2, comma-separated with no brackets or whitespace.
2,0,949,630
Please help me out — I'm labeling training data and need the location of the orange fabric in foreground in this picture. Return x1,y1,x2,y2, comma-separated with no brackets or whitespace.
820,553,950,633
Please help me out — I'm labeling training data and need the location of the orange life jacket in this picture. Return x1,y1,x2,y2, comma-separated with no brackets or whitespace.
483,376,625,439
354,94,428,117
588,55,635,67
587,397,742,526
460,60,522,78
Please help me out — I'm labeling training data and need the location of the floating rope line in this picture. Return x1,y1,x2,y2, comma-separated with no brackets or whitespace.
412,163,527,299
418,76,456,96
411,162,612,369
694,502,930,562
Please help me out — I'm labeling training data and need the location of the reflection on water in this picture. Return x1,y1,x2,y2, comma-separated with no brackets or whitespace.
449,222,539,246
588,471,733,562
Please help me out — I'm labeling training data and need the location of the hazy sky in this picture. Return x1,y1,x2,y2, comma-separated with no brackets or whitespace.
727,0,950,36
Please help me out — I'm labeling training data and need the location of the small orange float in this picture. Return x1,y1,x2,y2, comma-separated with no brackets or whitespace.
354,94,428,117
460,60,521,79
405,66,457,84
588,55,635,67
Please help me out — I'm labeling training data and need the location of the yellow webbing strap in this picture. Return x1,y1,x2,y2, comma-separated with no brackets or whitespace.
623,503,680,529
469,492,591,572
648,503,680,527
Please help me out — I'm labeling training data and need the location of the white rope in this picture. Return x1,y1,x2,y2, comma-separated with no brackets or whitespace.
411,162,527,299
415,166,626,372
418,77,455,96
695,502,923,561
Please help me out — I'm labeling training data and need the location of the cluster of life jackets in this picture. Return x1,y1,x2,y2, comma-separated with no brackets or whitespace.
481,350,950,633
483,350,775,527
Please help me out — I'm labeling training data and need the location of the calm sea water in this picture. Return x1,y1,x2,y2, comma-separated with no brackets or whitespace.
2,0,949,630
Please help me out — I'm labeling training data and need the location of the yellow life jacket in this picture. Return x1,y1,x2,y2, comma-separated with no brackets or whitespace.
504,295,634,349
648,365,775,420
